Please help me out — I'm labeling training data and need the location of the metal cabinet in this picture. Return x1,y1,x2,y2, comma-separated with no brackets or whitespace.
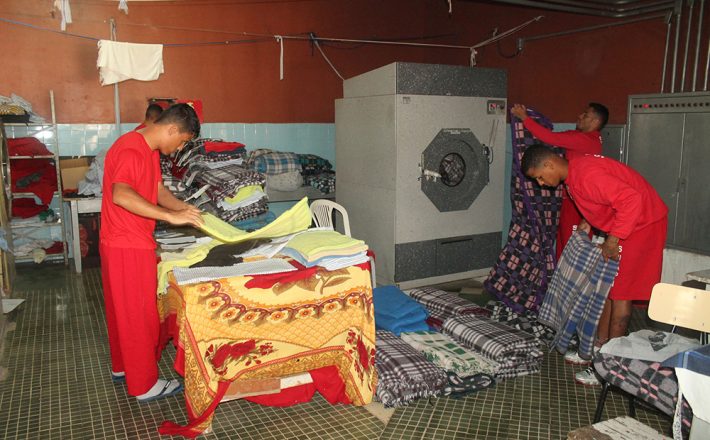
626,92,710,254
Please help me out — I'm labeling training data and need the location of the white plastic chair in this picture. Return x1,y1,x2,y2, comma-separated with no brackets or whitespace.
309,199,377,287
309,199,351,237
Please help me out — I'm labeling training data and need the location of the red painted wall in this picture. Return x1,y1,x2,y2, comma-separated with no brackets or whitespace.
0,1,671,124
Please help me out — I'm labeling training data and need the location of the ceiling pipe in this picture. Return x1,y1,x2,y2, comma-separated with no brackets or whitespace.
680,0,694,91
520,11,667,44
661,11,674,92
691,0,705,90
476,0,673,18
537,0,675,13
671,0,683,92
473,0,675,17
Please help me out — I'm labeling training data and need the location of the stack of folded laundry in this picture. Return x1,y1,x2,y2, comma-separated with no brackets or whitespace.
184,163,268,223
372,285,429,336
298,153,334,194
400,330,500,378
374,330,448,408
248,149,304,192
280,229,368,270
442,314,543,380
404,287,491,328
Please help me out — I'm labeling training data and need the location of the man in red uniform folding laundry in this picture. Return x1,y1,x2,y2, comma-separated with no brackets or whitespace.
100,104,204,402
511,102,607,261
521,144,668,386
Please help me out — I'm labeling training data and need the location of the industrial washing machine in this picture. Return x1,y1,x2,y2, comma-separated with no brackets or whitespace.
335,62,507,288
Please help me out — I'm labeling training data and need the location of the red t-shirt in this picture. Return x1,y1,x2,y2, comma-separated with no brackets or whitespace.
523,118,602,160
100,131,160,249
565,155,668,239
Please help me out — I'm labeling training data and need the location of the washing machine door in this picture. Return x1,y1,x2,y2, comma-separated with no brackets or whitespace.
420,128,489,212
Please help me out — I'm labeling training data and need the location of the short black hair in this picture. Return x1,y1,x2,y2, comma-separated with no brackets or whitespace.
521,144,558,175
154,103,200,138
588,102,609,129
145,103,163,120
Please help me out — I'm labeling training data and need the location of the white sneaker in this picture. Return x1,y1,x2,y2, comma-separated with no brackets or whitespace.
574,367,601,387
563,350,591,366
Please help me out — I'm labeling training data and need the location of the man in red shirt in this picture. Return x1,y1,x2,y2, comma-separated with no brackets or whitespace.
511,103,607,261
522,144,668,386
100,104,204,402
134,103,164,131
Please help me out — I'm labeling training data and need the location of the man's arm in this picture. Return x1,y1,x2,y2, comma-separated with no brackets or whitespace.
157,183,193,211
113,183,203,228
511,104,600,153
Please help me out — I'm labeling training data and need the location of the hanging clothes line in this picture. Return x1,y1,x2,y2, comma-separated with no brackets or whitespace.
0,15,542,52
2,14,542,79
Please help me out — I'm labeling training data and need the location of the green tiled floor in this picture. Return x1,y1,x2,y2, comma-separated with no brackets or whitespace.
0,264,672,439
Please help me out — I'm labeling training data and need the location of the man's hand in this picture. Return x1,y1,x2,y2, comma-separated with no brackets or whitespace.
166,205,204,229
577,218,591,234
599,235,621,261
511,104,528,120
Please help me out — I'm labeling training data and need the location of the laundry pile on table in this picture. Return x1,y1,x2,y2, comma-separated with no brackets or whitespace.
279,229,369,270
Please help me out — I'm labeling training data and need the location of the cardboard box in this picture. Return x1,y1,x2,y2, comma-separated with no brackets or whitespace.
60,158,91,191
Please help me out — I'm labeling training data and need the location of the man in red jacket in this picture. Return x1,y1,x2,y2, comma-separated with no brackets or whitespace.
100,104,204,402
521,144,668,386
511,103,607,261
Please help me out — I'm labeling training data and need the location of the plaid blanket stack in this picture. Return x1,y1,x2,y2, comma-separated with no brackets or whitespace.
538,231,619,360
303,171,335,194
298,153,333,175
400,330,500,378
375,330,448,407
405,287,491,321
158,138,267,224
442,315,543,380
252,151,302,175
183,163,268,222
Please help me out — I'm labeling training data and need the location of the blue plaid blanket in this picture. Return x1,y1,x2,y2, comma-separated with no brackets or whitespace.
538,230,619,360
252,151,301,175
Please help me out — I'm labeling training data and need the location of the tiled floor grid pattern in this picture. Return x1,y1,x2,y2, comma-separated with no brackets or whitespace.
0,265,671,439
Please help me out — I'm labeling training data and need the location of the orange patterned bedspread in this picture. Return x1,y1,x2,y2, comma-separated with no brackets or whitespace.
157,261,376,437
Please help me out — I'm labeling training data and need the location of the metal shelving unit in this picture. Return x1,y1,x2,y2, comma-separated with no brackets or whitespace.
0,91,68,266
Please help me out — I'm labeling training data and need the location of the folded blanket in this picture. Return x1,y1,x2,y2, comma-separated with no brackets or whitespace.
400,331,500,377
373,285,429,336
375,330,447,407
442,315,542,364
405,287,490,320
252,151,301,175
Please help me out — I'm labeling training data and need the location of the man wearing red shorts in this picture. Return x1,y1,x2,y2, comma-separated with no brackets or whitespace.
511,102,607,261
100,104,203,402
521,144,668,386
